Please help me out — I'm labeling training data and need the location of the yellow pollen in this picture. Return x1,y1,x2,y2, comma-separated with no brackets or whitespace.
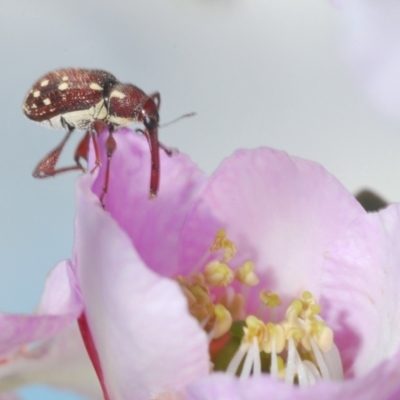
308,304,321,318
261,323,285,353
302,291,315,303
176,275,213,323
302,320,334,353
235,261,259,286
209,229,237,262
284,323,305,341
286,299,303,323
299,291,321,319
259,290,282,308
243,316,265,344
213,304,233,338
204,261,234,287
210,229,227,251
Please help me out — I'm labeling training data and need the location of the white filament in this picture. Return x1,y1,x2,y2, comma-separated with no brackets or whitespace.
285,338,296,384
310,338,330,380
226,343,250,376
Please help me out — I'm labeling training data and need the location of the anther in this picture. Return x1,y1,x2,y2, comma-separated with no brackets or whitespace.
235,261,259,286
212,304,233,339
209,229,237,262
259,291,282,308
204,261,234,286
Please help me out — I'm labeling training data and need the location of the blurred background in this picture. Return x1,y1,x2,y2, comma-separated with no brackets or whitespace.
1,0,400,398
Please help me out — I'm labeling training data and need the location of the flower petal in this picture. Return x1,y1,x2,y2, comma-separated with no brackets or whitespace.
90,130,207,277
180,148,364,311
76,174,209,400
0,261,82,357
322,204,400,376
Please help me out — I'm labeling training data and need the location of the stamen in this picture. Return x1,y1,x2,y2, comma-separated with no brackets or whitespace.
235,261,259,286
209,229,237,262
261,323,285,353
200,315,211,329
240,337,260,380
322,344,344,380
219,290,245,321
285,338,296,384
225,286,234,307
178,229,343,387
226,342,250,376
259,291,282,308
252,338,261,377
243,316,265,345
212,304,233,339
303,360,322,382
294,346,309,387
310,338,330,380
270,338,278,378
204,261,234,286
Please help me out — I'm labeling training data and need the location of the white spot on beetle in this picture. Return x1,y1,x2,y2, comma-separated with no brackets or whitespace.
40,79,49,87
108,115,132,126
31,104,37,109
62,76,69,81
33,90,40,98
110,90,126,99
58,100,105,130
58,82,68,90
90,82,103,91
43,98,51,106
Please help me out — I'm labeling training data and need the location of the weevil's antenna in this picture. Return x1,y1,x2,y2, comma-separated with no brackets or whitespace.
159,112,196,128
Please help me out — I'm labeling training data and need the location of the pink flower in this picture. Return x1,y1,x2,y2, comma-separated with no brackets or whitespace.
5,128,400,399
332,0,400,119
71,129,400,399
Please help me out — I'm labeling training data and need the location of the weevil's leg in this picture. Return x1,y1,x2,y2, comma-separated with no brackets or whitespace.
149,92,161,110
33,124,82,178
90,121,108,173
138,127,161,199
74,131,90,171
89,133,101,173
74,123,104,174
135,128,174,156
99,125,116,206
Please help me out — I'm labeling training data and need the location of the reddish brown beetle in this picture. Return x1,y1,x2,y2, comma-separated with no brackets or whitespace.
23,68,168,202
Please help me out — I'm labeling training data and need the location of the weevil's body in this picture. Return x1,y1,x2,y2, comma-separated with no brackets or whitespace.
23,68,163,202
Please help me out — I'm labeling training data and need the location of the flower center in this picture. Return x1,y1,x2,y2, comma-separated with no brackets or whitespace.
176,229,343,386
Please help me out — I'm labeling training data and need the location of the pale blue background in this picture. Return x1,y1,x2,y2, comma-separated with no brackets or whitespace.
1,0,400,398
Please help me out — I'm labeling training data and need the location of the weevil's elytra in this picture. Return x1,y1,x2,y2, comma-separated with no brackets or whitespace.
23,68,166,204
